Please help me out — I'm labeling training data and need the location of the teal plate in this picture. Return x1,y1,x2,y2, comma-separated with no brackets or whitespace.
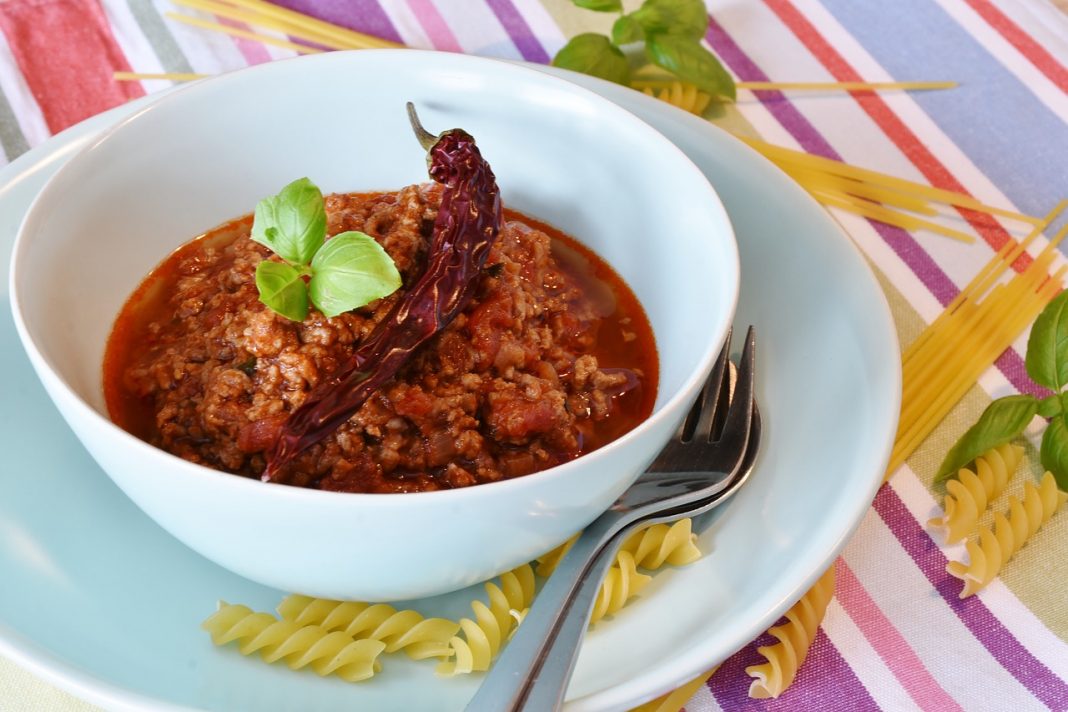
0,69,900,711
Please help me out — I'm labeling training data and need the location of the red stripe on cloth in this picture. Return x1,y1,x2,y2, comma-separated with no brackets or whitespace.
406,0,463,53
217,16,273,66
836,560,964,712
763,0,1032,272
964,0,1068,94
0,0,144,134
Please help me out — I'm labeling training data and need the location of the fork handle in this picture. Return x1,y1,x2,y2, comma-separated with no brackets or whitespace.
504,536,624,711
463,515,623,711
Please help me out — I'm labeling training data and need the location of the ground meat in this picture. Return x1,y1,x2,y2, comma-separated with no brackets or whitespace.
106,185,656,493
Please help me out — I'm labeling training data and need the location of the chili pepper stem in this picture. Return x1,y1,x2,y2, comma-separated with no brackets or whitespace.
406,102,438,151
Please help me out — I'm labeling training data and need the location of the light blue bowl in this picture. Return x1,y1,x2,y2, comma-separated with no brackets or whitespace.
9,50,737,601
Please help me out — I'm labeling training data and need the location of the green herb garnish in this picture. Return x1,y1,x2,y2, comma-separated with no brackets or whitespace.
552,0,736,102
936,290,1068,490
251,178,401,321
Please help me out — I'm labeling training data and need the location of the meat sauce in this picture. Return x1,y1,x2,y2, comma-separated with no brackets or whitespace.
103,185,657,493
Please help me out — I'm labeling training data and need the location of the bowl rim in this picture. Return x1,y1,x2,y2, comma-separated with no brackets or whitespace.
8,48,739,504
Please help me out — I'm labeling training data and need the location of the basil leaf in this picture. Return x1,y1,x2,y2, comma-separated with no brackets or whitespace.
631,0,709,39
934,394,1037,483
1025,289,1068,391
1038,393,1063,418
309,231,402,318
551,33,631,86
645,34,736,100
255,260,308,322
1041,416,1068,491
251,177,326,266
573,0,622,11
613,15,645,45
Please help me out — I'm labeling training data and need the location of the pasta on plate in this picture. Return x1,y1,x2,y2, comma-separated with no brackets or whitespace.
436,565,537,676
202,602,386,682
276,595,459,660
536,519,702,578
203,518,706,681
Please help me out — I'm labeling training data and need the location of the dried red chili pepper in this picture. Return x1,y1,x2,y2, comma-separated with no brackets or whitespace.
263,104,502,481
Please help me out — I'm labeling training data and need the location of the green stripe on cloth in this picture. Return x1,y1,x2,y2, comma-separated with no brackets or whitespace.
1001,492,1068,643
0,87,29,161
125,0,195,74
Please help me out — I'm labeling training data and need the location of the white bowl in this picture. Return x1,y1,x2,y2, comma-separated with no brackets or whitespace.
9,50,737,601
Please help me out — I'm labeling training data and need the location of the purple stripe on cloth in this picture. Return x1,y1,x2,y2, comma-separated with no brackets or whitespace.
997,348,1049,399
874,484,1068,709
708,628,880,710
705,14,1042,398
705,16,957,308
484,0,550,63
271,0,403,44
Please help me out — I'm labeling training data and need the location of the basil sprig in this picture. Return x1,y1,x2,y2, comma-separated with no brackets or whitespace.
935,290,1068,489
551,0,736,102
251,178,401,321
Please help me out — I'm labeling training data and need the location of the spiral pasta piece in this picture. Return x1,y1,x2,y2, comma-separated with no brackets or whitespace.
534,536,575,577
928,443,1024,543
509,548,658,637
640,81,713,115
202,602,385,682
620,519,703,569
206,519,705,681
746,562,836,699
437,564,537,676
946,472,1067,598
276,595,459,660
536,519,702,579
589,550,652,626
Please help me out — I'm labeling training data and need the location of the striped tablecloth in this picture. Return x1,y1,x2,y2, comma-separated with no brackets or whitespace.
3,1,1068,710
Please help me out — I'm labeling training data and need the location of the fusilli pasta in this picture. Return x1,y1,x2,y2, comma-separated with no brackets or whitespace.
745,561,836,699
946,471,1067,598
509,548,658,636
202,602,385,682
436,564,537,675
536,519,702,578
589,549,652,626
534,537,574,577
639,81,713,115
204,518,706,682
276,595,459,660
619,519,703,569
928,443,1024,543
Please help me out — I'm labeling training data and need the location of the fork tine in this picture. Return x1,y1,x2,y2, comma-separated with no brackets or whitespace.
680,328,732,442
691,337,734,443
716,327,756,449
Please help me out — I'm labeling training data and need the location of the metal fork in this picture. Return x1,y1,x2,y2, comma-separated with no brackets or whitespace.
516,400,762,711
465,327,759,711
